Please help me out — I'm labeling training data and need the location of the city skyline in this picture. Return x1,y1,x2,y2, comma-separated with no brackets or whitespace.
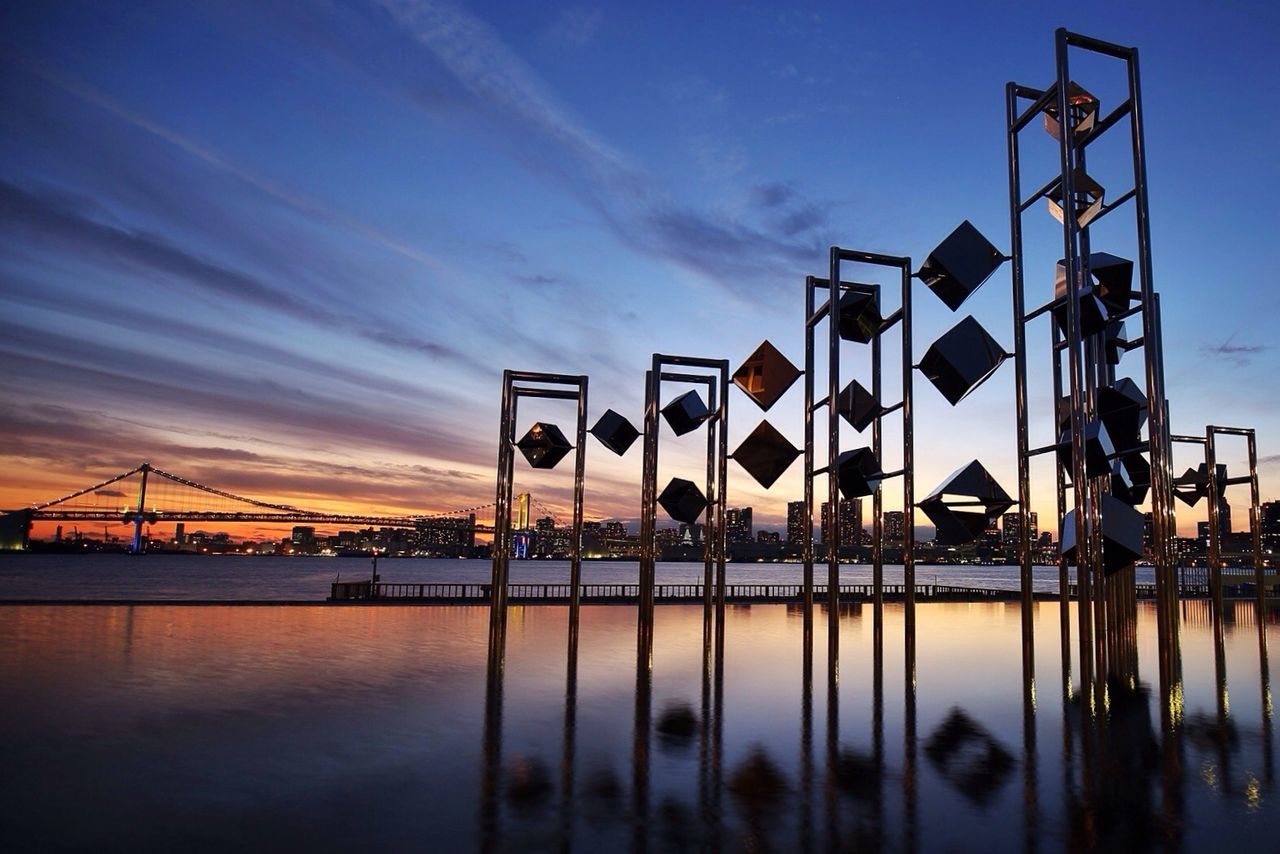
3,1,1278,541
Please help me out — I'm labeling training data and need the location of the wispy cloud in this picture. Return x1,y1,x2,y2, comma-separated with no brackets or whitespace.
375,0,833,294
1201,334,1269,365
544,7,603,48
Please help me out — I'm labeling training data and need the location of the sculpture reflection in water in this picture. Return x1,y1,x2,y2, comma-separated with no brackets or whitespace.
474,598,1275,850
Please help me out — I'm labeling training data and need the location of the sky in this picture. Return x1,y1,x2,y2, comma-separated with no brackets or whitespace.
1,0,1277,540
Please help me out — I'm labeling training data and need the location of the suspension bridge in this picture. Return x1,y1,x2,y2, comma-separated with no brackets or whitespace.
2,463,564,552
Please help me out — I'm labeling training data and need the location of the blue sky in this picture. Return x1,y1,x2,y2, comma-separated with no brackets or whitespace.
1,0,1277,536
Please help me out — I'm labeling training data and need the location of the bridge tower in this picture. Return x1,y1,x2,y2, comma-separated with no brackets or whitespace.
513,492,531,531
129,463,150,555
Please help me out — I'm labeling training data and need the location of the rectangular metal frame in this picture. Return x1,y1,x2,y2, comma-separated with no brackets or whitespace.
638,355,729,633
1006,28,1177,692
490,370,588,643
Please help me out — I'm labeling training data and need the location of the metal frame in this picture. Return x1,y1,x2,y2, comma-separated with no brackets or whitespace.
1006,29,1177,693
802,251,915,661
638,355,730,633
490,370,588,645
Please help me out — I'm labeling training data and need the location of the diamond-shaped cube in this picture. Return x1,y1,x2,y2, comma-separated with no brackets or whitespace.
1104,319,1129,366
919,316,1009,406
837,288,882,344
733,420,799,489
1053,261,1110,338
1173,463,1226,508
658,478,708,525
1097,379,1147,452
1089,252,1135,312
1057,419,1114,482
835,447,884,499
918,220,1006,311
516,422,573,470
1062,493,1145,576
838,379,881,432
1043,81,1100,142
1110,452,1153,507
919,460,1015,545
733,340,801,412
590,409,639,456
661,390,710,436
1047,168,1105,228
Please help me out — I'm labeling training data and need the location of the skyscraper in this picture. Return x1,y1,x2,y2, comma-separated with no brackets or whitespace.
884,511,904,543
786,501,807,545
821,498,862,548
726,507,754,544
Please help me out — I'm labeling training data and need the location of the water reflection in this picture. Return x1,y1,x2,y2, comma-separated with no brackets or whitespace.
0,600,1277,849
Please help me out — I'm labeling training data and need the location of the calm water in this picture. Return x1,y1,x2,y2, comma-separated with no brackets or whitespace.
1,599,1275,851
0,554,1125,600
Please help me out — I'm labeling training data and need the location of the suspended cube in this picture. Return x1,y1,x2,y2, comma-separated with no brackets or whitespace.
1047,168,1105,228
1117,451,1151,505
733,340,801,412
1104,319,1129,366
1061,493,1145,576
590,409,640,456
1042,81,1100,142
1088,252,1135,312
1053,260,1110,338
838,379,882,432
1173,463,1226,507
1057,419,1114,481
1097,379,1148,452
919,316,1009,405
658,478,708,525
516,422,573,470
1110,459,1136,505
837,288,882,344
733,420,800,489
917,220,1006,311
835,447,884,499
661,390,710,436
919,460,1015,545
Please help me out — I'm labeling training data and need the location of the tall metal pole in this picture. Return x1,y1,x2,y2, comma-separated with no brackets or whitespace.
490,372,514,640
715,361,730,620
570,378,588,624
901,262,916,671
639,363,660,634
826,250,842,659
803,278,818,618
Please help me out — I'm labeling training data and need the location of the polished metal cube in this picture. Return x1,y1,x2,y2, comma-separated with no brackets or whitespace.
589,409,639,456
918,220,1006,311
1088,252,1135,312
837,288,882,344
1047,168,1105,228
1061,493,1145,576
516,422,573,470
838,379,882,432
919,316,1009,406
1057,419,1114,482
1042,81,1100,142
733,340,801,412
733,420,800,489
661,390,710,436
835,447,884,499
1097,379,1147,452
658,478,708,525
919,460,1015,545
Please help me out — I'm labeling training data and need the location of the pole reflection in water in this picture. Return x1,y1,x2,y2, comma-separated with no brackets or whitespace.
481,616,506,853
453,599,1280,850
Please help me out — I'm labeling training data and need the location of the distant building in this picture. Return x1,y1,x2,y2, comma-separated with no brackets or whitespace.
604,521,627,539
291,526,316,553
174,522,185,545
1002,511,1038,546
514,493,531,530
884,511,904,544
726,507,753,544
821,499,862,549
757,530,780,544
786,501,808,545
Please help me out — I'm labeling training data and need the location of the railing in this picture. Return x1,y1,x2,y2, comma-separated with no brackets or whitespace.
330,580,1046,603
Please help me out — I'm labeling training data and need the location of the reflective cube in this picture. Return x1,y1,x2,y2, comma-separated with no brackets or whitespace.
919,460,1015,545
835,447,884,499
1097,379,1147,452
919,316,1009,406
661,390,710,436
838,379,881,432
516,422,573,470
1057,419,1114,482
733,340,801,412
658,478,708,525
1047,168,1105,228
837,288,882,344
1042,81,1100,142
1061,493,1145,576
918,220,1006,311
590,409,640,456
733,420,800,489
